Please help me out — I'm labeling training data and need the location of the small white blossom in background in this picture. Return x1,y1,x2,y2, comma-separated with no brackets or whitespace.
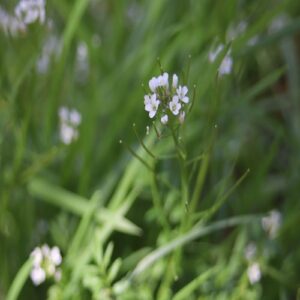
244,243,257,262
58,107,81,145
209,43,233,76
0,7,26,37
226,21,247,41
144,72,190,125
247,262,261,285
75,41,89,83
30,244,62,286
0,0,46,37
262,210,282,239
36,35,61,74
15,0,46,25
268,14,289,34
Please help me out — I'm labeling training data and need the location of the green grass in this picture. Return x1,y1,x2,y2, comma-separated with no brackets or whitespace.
1,0,300,299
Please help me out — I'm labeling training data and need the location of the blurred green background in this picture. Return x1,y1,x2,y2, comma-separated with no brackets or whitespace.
1,0,300,299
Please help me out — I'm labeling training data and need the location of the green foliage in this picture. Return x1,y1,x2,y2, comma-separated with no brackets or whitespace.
1,0,300,299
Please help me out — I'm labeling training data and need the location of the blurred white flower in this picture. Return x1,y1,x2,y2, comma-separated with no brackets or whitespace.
247,262,261,285
227,21,247,41
0,7,26,37
30,266,46,286
41,244,50,257
172,74,178,89
36,35,61,74
209,44,233,76
15,0,46,25
176,85,189,103
29,244,63,286
75,41,89,83
269,14,289,34
30,247,43,267
262,210,282,239
60,123,78,145
50,246,62,266
209,44,224,63
244,243,257,261
149,77,158,92
158,72,169,88
161,114,168,124
145,94,160,118
58,107,81,145
219,55,233,76
169,96,181,116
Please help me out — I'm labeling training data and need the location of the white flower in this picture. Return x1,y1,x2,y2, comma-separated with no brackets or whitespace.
144,94,151,106
70,109,82,126
58,107,81,144
75,41,89,82
219,55,233,76
161,114,168,124
247,262,261,285
36,35,61,74
262,210,282,239
179,111,185,124
50,246,62,266
29,244,63,285
145,94,160,118
15,0,46,25
244,243,257,261
209,44,224,63
0,7,26,37
172,74,178,89
169,96,181,116
227,21,247,41
157,72,169,88
30,247,43,267
30,266,46,286
176,86,189,103
59,107,69,122
41,244,50,257
149,77,158,92
60,124,78,145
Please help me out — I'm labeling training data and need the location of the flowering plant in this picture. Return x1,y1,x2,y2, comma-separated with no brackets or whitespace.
144,72,190,126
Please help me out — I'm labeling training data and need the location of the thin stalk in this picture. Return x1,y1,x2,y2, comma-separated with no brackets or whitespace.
119,140,154,172
132,124,157,159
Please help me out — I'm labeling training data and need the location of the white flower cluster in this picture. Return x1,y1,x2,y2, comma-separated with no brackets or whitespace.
261,210,281,239
15,0,46,25
144,73,189,125
0,0,45,37
247,262,261,285
208,44,233,76
58,107,81,145
244,243,261,284
0,7,26,36
30,245,62,286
